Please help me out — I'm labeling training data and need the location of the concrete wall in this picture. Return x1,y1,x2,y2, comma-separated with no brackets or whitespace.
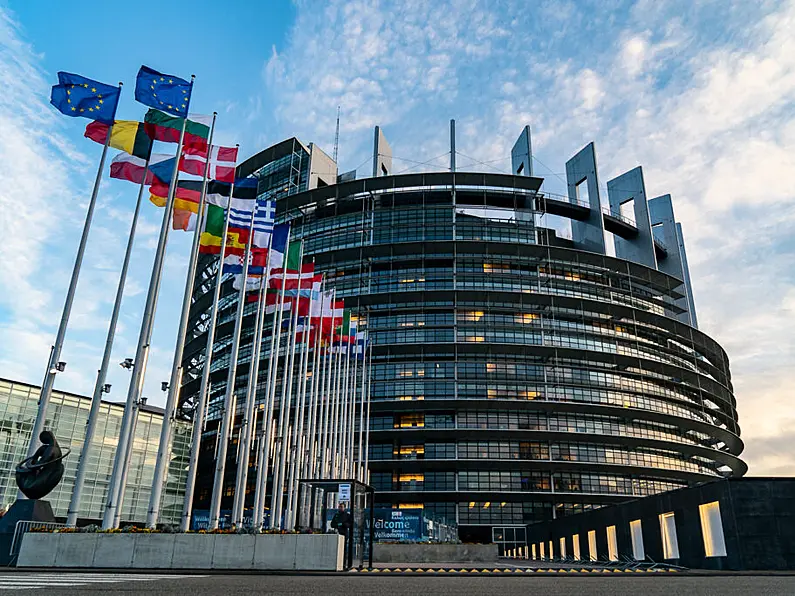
566,142,606,254
511,126,533,177
607,167,657,268
308,143,338,189
373,126,393,177
18,533,344,571
374,544,498,564
525,478,795,570
648,194,692,326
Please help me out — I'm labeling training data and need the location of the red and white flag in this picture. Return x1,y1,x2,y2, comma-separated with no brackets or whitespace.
181,145,239,183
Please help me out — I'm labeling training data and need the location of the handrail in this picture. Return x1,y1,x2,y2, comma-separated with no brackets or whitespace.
601,206,636,228
10,520,66,556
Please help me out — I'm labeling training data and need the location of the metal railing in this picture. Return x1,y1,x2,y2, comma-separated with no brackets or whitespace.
601,206,636,228
10,520,66,557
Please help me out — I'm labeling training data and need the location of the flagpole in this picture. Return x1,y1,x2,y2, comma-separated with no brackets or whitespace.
208,196,257,530
303,278,325,479
179,154,238,532
357,332,367,482
331,330,344,478
339,341,351,477
363,341,373,484
347,338,359,478
271,242,304,528
147,112,217,528
231,225,275,525
285,287,313,527
254,236,292,529
251,269,284,528
319,297,337,478
102,83,193,530
24,87,121,490
66,150,149,527
113,398,140,528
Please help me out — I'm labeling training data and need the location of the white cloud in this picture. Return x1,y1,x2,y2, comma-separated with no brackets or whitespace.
262,0,795,476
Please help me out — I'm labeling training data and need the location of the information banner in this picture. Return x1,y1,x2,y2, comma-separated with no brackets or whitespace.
371,508,422,542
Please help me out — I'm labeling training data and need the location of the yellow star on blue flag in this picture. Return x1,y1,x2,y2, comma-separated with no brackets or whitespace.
50,72,120,124
135,65,192,118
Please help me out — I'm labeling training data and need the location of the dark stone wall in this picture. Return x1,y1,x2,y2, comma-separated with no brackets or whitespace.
525,478,795,570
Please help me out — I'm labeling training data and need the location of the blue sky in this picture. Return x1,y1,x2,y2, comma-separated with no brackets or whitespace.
1,0,793,475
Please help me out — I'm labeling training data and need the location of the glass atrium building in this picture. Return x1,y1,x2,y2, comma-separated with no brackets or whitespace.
180,127,745,542
0,378,191,525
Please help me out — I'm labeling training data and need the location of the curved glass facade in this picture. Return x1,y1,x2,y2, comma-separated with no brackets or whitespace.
182,164,745,537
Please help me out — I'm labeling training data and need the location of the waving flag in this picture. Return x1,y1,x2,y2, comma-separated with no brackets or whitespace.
144,109,211,150
85,120,152,159
181,145,239,183
135,66,192,117
109,153,174,185
50,72,120,124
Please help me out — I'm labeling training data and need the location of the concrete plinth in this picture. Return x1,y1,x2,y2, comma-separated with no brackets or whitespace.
18,532,345,571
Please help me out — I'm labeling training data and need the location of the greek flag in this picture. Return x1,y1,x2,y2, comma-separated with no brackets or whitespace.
228,197,256,230
253,198,276,248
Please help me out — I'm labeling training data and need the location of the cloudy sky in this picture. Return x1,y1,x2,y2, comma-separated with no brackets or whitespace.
0,0,792,475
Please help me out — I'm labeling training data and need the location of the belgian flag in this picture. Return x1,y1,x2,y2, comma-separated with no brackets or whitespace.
84,120,152,159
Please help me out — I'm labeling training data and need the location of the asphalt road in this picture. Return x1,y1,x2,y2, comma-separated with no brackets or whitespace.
1,573,794,595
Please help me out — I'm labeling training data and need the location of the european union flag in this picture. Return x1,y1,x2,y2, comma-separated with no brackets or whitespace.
135,66,192,118
50,72,120,124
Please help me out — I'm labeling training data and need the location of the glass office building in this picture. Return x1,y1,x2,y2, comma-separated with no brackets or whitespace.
180,130,745,542
0,378,191,525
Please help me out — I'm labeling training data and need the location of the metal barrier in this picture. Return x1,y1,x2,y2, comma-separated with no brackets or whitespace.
10,521,66,557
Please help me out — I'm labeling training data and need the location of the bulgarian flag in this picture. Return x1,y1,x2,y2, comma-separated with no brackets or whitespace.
144,109,211,150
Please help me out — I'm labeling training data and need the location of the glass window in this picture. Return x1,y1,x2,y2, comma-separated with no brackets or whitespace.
630,519,645,561
588,530,597,561
572,534,581,560
606,525,618,561
659,512,680,559
699,501,727,557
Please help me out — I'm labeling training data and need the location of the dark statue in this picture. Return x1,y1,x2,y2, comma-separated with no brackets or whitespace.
15,431,69,500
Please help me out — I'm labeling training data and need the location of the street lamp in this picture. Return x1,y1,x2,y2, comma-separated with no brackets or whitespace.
119,358,134,370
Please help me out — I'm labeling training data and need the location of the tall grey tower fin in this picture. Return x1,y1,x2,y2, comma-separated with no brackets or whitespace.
511,125,533,176
372,126,393,177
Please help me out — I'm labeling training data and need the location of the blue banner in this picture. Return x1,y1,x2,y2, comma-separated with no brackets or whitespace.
371,508,422,542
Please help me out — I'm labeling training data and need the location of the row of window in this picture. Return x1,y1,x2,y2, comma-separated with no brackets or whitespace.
369,439,718,475
532,501,727,562
371,410,708,446
369,470,685,496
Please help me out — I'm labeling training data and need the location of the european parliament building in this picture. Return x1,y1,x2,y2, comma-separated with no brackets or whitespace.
180,125,745,542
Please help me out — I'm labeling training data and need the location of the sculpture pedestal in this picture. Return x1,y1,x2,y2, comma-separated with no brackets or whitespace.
0,499,56,565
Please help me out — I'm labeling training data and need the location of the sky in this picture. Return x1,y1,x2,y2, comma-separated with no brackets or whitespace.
0,0,793,476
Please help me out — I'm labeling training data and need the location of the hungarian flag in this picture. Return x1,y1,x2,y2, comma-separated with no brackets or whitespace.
85,120,152,159
110,153,174,185
143,109,211,150
181,145,238,183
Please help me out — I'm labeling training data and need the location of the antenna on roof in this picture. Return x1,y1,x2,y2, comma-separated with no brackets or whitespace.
333,106,340,165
